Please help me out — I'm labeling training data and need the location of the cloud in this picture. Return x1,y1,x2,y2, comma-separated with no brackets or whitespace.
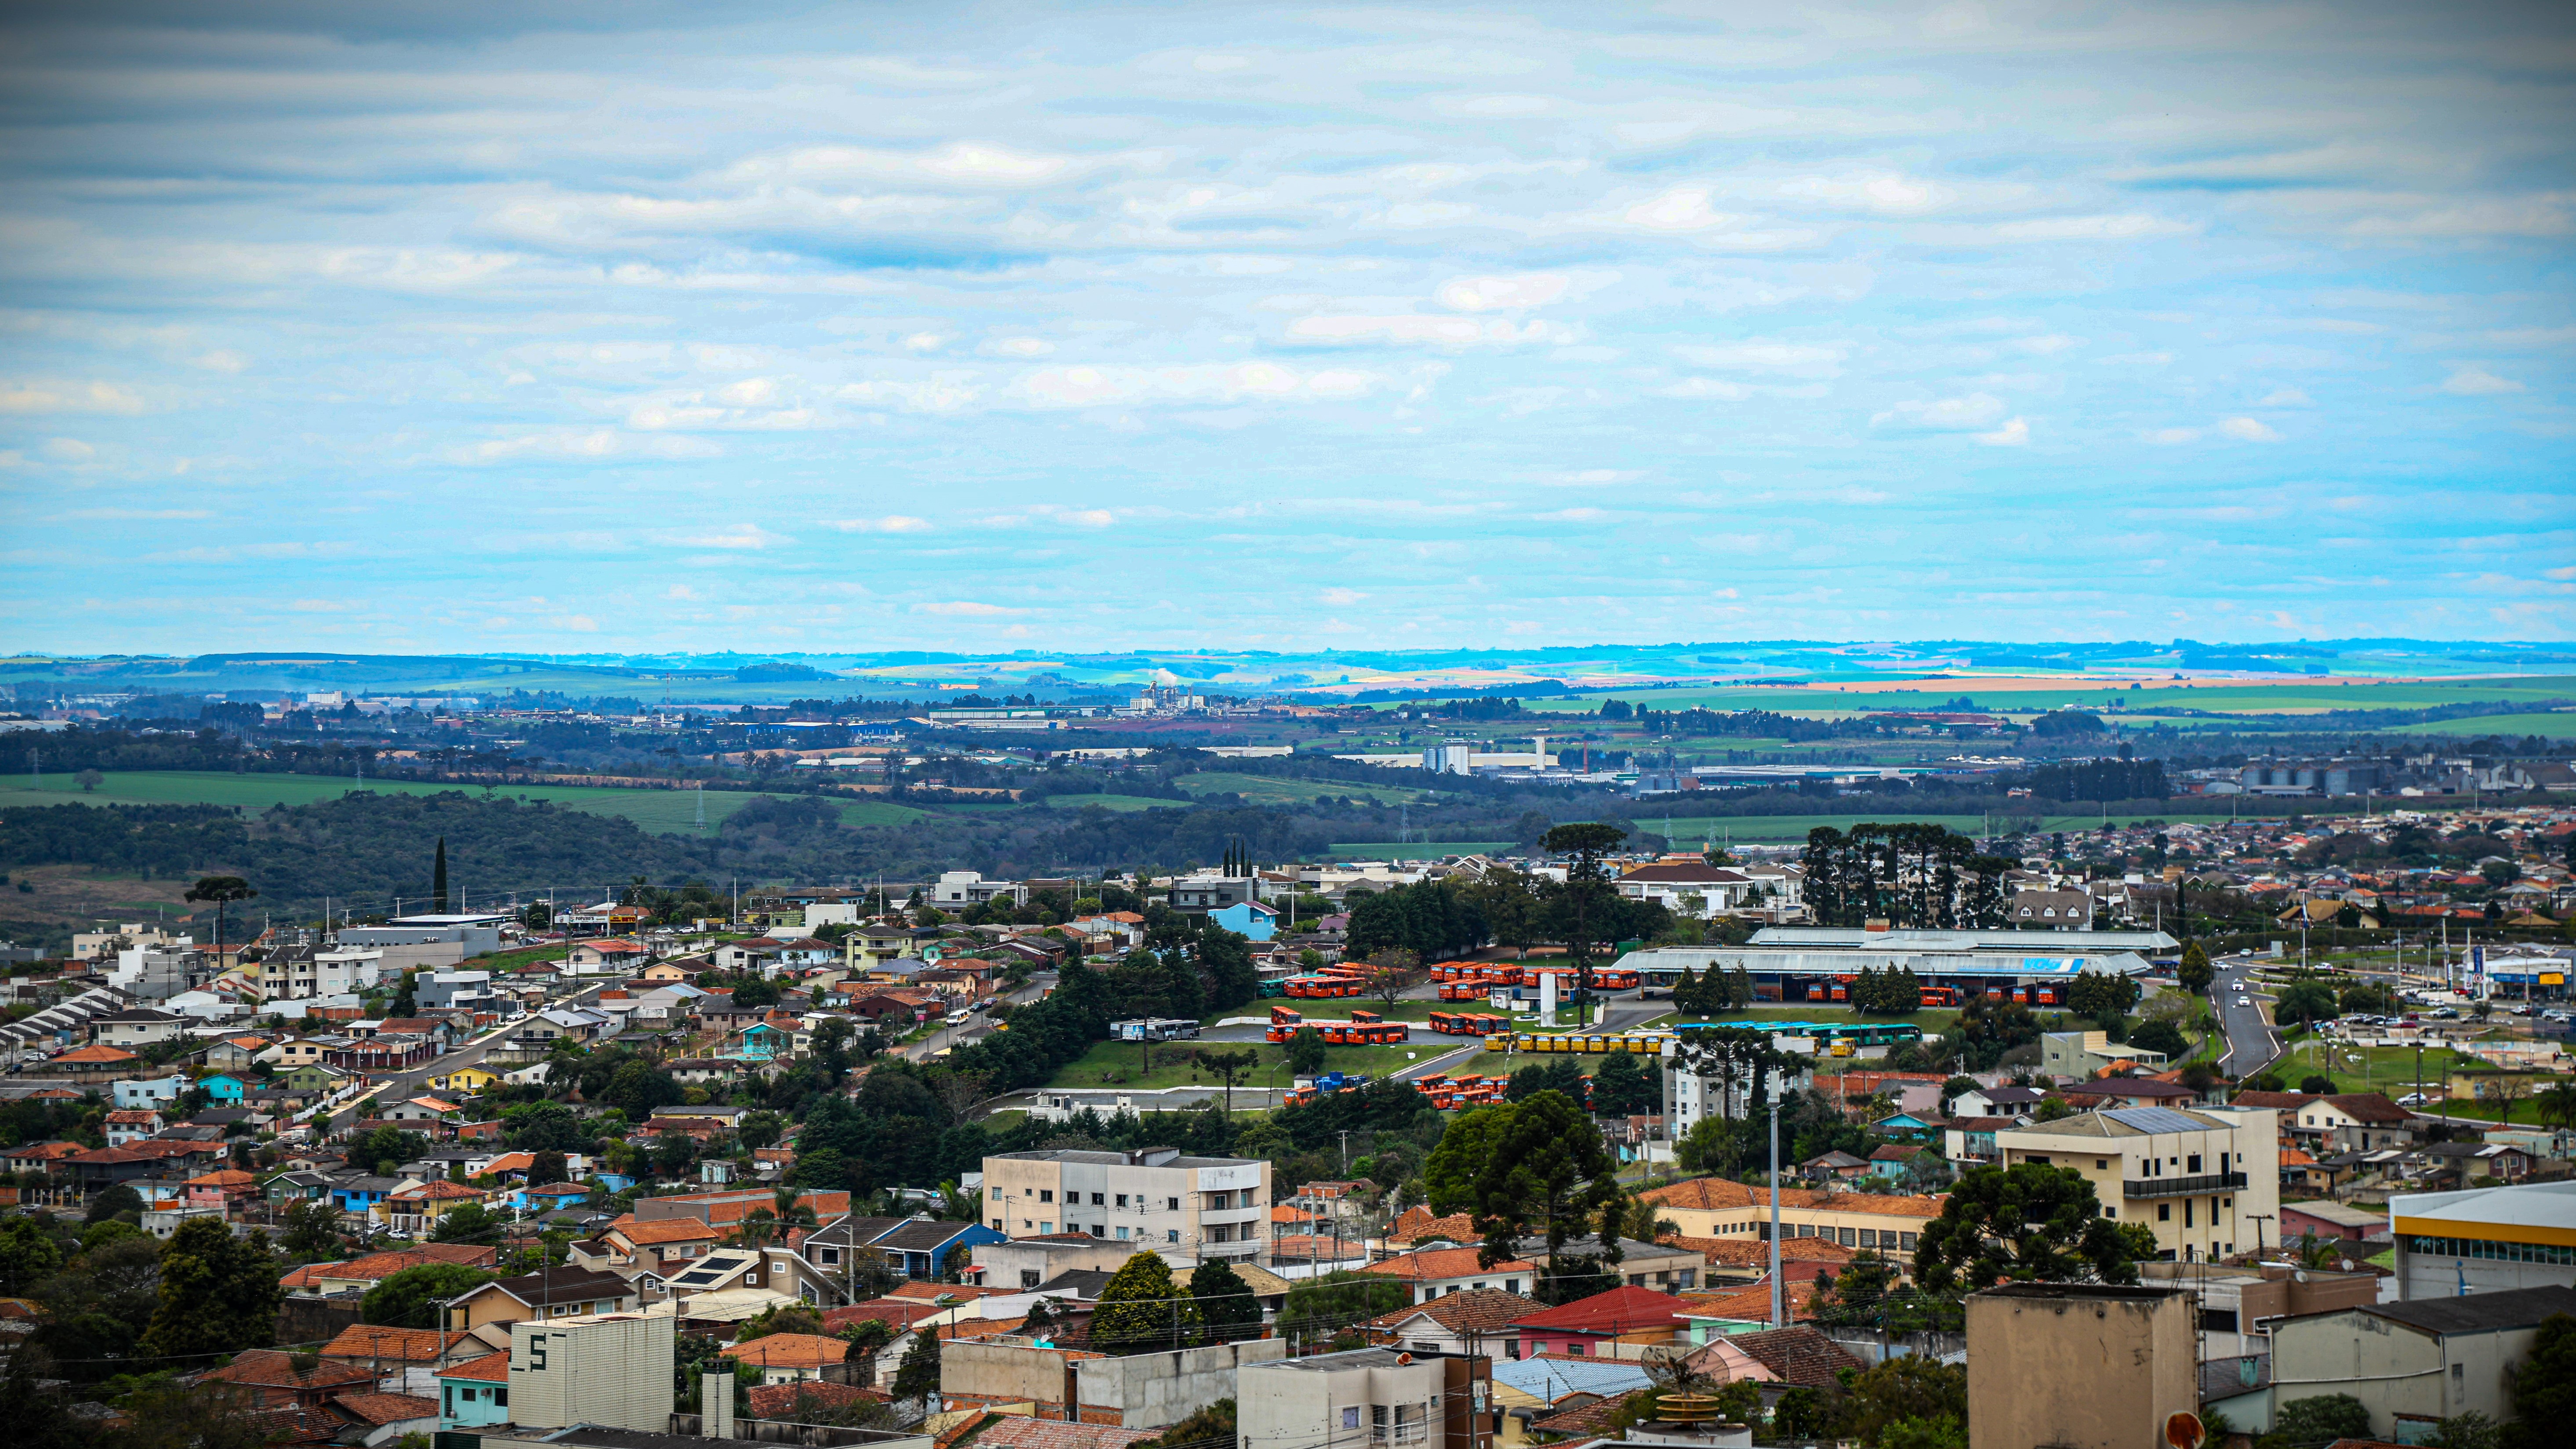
51,507,211,520
1285,315,1567,349
0,380,145,414
836,377,982,413
1437,274,1572,312
918,600,1024,616
658,525,791,550
2217,417,2282,442
1319,587,1366,605
1009,362,1380,408
1673,341,1844,378
2257,387,2314,407
42,438,96,461
821,516,933,534
1541,469,1645,487
989,337,1055,356
1975,417,2031,446
2440,366,2524,396
1871,393,2008,432
447,430,719,464
2147,427,2202,445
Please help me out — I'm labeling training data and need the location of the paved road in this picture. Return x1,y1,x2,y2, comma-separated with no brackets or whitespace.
894,974,1053,1062
323,978,616,1131
2207,955,2282,1078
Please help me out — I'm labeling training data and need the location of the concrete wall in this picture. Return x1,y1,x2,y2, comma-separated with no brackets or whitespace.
1076,1339,1288,1428
2269,1310,2543,1439
941,1340,1092,1413
1966,1285,2195,1449
1238,1350,1456,1449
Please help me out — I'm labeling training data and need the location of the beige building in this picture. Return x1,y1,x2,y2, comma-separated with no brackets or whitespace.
943,1336,1285,1427
2040,1029,2166,1078
1965,1283,2196,1449
1992,1106,2279,1263
1636,1177,1943,1261
983,1147,1270,1265
2253,1285,2576,1439
1239,1344,1493,1449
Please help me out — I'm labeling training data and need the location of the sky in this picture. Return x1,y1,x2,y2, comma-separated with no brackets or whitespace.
1,0,2572,656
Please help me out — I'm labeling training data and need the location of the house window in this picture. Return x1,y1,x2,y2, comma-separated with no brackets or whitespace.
1021,1271,1041,1289
1039,1190,1053,1203
2159,1204,2171,1222
1167,1197,1180,1211
1115,1194,1128,1207
1167,1230,1180,1243
1092,1193,1105,1206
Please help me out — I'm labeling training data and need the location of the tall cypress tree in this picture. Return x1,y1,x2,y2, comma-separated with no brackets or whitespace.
432,836,450,913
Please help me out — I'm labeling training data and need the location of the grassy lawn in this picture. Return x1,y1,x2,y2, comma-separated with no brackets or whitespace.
1041,1038,1431,1092
0,769,926,833
2273,1038,2481,1097
1018,794,1190,813
1179,771,1439,806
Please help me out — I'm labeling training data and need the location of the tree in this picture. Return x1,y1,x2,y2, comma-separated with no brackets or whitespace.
2128,1018,2189,1061
433,1203,497,1243
277,1197,342,1258
2274,1394,2371,1445
390,968,418,1018
1425,1105,1513,1214
1135,1399,1237,1449
2300,1075,2336,1096
735,1302,827,1342
2537,1082,2576,1134
1833,1355,1967,1446
75,769,102,792
1285,1026,1327,1076
0,1217,63,1295
1201,1048,1260,1115
362,1262,496,1327
2176,941,2213,996
1189,1259,1263,1344
1279,1271,1409,1347
183,875,258,962
1093,1250,1198,1353
84,1183,144,1225
141,1218,279,1357
1673,1115,1739,1176
891,1325,942,1403
433,835,450,914
1912,1162,2154,1294
1591,1052,1658,1119
2275,981,2339,1031
1360,949,1426,1010
2507,1313,2576,1449
1469,1090,1617,1274
1540,823,1630,1028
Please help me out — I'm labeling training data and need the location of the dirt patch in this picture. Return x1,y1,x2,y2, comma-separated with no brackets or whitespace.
3,862,200,934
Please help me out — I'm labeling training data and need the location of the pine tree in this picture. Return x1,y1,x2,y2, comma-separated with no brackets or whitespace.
1189,1259,1263,1344
1093,1250,1200,1354
433,836,449,913
2177,941,2213,996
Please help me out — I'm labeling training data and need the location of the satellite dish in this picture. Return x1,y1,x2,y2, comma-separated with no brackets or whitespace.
2165,1411,2206,1449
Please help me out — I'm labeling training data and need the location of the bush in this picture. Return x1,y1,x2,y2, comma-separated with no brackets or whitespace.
2273,1393,2371,1445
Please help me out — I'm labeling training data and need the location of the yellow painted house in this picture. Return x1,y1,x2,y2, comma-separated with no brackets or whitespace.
428,1064,502,1094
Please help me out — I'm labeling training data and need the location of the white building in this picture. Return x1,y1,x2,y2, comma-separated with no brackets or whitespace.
982,1146,1270,1265
1660,1041,1814,1133
932,871,1026,908
261,946,383,1001
1994,1106,2280,1264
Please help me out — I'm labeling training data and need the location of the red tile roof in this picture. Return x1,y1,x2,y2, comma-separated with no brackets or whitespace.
333,1393,439,1427
438,1351,510,1384
1507,1285,1686,1336
745,1382,894,1420
1362,1247,1535,1283
204,1349,374,1391
1640,1177,1943,1220
723,1333,854,1369
1721,1325,1865,1387
320,1325,471,1364
1365,1288,1538,1335
967,1418,1159,1449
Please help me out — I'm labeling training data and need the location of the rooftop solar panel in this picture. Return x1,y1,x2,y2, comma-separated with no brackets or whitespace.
2103,1106,2206,1133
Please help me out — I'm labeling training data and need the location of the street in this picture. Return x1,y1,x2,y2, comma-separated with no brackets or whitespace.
2208,956,2282,1078
323,977,617,1131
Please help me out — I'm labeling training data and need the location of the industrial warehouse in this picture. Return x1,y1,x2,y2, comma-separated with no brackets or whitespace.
1625,924,2176,1007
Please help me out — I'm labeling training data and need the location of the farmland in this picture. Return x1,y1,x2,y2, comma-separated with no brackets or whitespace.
0,770,925,832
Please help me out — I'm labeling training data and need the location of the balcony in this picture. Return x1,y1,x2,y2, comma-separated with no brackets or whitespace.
2124,1172,2246,1200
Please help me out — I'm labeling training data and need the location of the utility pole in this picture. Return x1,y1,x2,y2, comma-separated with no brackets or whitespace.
1768,1096,1783,1329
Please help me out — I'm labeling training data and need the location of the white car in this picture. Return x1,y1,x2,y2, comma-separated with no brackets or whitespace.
2235,996,2251,1007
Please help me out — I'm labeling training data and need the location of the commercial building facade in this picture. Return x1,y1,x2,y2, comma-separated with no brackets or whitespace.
2390,1180,2576,1299
1992,1106,2280,1263
983,1147,1271,1265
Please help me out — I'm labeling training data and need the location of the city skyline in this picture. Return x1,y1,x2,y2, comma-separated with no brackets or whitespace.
2,0,2572,653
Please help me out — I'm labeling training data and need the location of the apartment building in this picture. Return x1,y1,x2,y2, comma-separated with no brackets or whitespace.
982,1146,1270,1264
1993,1106,2280,1264
261,945,383,1001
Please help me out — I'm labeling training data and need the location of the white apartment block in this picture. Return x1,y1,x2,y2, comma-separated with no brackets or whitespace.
1994,1105,2280,1264
982,1147,1270,1265
261,947,383,1001
1660,1048,1813,1133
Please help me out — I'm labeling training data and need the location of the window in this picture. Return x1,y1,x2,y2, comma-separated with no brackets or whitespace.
1167,1230,1180,1243
1092,1193,1105,1206
1840,1227,1857,1247
1116,1226,1130,1241
2159,1204,2171,1222
2187,1154,2202,1173
1168,1197,1181,1211
1506,1279,1522,1294
2203,1309,2239,1333
1343,1409,1362,1431
1039,1190,1054,1203
1041,1222,1054,1234
2097,1160,2108,1170
1116,1194,1128,1207
1021,1270,1041,1288
1900,1233,1918,1251
2183,1201,2194,1228
1565,1342,1586,1355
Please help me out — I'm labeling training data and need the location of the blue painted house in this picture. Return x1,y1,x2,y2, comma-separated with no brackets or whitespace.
197,1074,246,1104
813,1217,1007,1280
1209,900,1280,943
509,1183,592,1213
435,1355,511,1429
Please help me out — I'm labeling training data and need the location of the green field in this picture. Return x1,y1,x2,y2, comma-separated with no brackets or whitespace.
1043,1038,1428,1093
1517,678,2576,718
1026,793,1193,813
0,770,927,832
1178,771,1439,806
2387,712,2576,738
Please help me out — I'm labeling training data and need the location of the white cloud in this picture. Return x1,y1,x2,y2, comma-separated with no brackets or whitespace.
821,516,932,534
902,333,947,352
0,380,145,414
42,438,96,461
2441,366,2524,396
2147,427,2202,446
918,600,1024,616
1660,378,1753,401
2257,387,2314,407
1610,186,1738,234
1437,274,1571,312
835,377,982,413
192,350,249,374
990,337,1055,357
1540,469,1644,487
1320,587,1366,605
1871,393,2008,432
715,377,778,406
1673,341,1844,377
1975,417,2031,447
1286,315,1567,349
446,429,719,464
1009,362,1380,408
2217,417,2282,442
659,524,791,550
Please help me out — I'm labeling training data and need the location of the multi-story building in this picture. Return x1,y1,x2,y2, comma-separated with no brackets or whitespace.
982,1146,1270,1265
1659,1048,1811,1134
1992,1105,2280,1264
259,944,381,1001
1239,1345,1492,1449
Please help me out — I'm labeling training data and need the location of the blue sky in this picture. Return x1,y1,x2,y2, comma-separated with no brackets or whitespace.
1,0,2571,655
